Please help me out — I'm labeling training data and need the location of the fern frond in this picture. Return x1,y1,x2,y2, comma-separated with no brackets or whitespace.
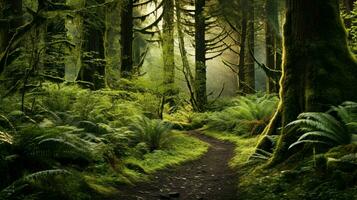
0,131,13,144
289,140,333,149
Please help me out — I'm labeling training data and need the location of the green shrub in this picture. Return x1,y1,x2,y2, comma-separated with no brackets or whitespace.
128,116,173,152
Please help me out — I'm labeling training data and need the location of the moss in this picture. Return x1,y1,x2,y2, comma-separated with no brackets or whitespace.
325,144,357,158
123,132,209,174
202,130,259,168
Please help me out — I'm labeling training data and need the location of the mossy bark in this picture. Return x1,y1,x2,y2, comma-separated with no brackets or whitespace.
194,0,207,112
104,0,122,88
80,0,106,89
162,0,176,106
260,0,357,165
65,0,85,82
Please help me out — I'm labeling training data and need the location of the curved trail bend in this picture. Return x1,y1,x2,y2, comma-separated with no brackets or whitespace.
116,130,238,200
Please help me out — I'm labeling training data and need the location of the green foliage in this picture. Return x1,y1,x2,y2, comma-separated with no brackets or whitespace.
287,102,357,149
342,1,357,54
128,116,173,152
206,94,278,135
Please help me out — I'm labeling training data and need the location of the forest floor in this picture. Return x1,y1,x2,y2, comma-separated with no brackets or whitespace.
114,130,239,200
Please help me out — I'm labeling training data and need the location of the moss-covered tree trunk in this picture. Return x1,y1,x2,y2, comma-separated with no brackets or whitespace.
194,0,207,111
162,0,176,106
244,0,255,94
120,0,133,78
80,0,106,89
259,0,357,165
104,0,122,88
65,0,85,82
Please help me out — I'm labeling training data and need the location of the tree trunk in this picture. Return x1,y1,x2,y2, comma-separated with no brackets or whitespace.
0,0,22,74
80,0,106,89
176,0,197,110
104,0,122,88
260,0,357,165
120,0,134,78
238,0,248,94
194,0,207,111
245,0,255,94
0,0,8,53
265,0,281,93
162,0,176,106
64,0,85,82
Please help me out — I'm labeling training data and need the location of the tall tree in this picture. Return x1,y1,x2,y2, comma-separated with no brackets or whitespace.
0,0,23,74
120,0,134,78
265,0,281,93
162,0,176,106
238,0,248,94
257,0,357,165
64,0,85,82
194,0,207,111
104,0,122,88
245,0,255,93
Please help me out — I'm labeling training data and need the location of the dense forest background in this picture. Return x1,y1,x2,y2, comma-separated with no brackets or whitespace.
0,0,357,199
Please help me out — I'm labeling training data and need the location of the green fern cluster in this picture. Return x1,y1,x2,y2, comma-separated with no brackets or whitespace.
288,101,357,149
128,116,173,152
206,94,278,135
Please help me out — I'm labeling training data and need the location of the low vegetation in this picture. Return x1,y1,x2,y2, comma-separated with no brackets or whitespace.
0,82,209,199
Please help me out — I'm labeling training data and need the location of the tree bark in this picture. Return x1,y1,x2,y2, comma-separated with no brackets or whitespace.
238,0,248,94
162,0,176,106
0,0,8,53
194,0,207,111
176,0,197,110
120,0,134,78
265,0,281,93
104,0,122,88
64,0,85,82
260,0,357,165
245,0,255,94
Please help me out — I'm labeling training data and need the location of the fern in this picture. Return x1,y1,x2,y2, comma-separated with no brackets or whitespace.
206,94,278,135
288,102,357,149
0,131,13,145
128,116,173,151
0,169,71,199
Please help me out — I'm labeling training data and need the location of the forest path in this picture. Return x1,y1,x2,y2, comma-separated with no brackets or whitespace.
115,130,238,200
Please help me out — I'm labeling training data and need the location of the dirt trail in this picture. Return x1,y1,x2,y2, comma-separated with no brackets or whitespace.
115,130,238,200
